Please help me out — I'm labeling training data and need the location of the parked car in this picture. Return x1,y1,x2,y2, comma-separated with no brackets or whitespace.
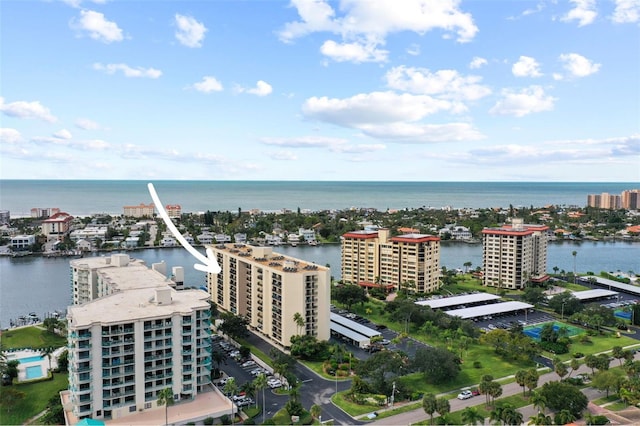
457,390,473,400
241,360,257,368
268,379,282,388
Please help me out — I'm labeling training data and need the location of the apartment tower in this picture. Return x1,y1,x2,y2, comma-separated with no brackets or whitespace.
66,272,214,422
341,229,441,294
481,218,549,290
206,244,330,348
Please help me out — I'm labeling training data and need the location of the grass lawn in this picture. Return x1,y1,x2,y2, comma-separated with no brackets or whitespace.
332,391,381,417
0,326,66,350
237,337,274,368
357,401,422,421
551,333,640,362
0,373,68,425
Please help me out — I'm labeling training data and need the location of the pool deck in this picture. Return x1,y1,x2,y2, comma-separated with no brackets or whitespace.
4,347,65,382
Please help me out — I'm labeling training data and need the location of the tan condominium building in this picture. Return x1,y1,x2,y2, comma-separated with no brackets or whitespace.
70,254,185,305
206,244,330,348
482,218,549,290
123,203,155,218
66,282,214,422
341,228,441,294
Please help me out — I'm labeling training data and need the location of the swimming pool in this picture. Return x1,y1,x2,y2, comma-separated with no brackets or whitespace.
25,365,43,379
18,355,44,364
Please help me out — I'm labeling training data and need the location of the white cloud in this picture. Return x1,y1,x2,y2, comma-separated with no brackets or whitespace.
406,43,420,56
53,129,73,139
0,128,22,144
512,56,543,77
32,136,111,150
270,151,298,161
359,122,484,143
175,14,207,48
469,56,487,69
489,86,556,117
385,66,491,102
320,40,388,63
93,63,162,78
191,76,223,93
279,0,478,63
261,136,348,149
75,118,101,130
303,91,456,127
332,143,386,153
611,0,640,23
70,10,124,43
561,0,597,26
0,97,57,122
558,53,601,77
237,80,273,96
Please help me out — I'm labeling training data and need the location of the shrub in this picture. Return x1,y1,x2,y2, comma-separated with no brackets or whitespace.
221,414,232,425
473,361,482,368
573,352,584,358
244,418,256,425
203,417,214,425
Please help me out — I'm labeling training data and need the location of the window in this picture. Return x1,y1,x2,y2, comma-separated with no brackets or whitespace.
129,406,137,412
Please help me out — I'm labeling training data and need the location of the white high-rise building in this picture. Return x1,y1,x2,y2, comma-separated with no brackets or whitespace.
66,279,214,421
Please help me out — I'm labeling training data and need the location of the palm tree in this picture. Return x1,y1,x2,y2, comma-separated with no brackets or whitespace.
554,409,576,425
528,412,552,425
460,406,484,425
293,312,305,335
529,390,547,414
501,406,523,426
464,261,472,273
253,372,268,419
422,393,437,425
40,346,55,375
157,387,174,426
310,404,321,421
572,250,577,283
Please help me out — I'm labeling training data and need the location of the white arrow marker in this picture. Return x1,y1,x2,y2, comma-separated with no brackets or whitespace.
148,182,221,274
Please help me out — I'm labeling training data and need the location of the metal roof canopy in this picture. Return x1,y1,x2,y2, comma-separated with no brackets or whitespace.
570,289,618,301
415,293,501,309
329,322,371,344
582,276,640,296
330,313,381,338
445,301,534,320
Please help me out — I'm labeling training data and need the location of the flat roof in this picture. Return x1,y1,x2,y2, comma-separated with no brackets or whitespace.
583,276,640,296
415,293,501,309
570,289,618,300
445,301,534,319
68,287,210,326
329,322,370,343
330,313,381,338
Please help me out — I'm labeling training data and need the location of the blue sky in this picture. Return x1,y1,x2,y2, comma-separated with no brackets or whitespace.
1,0,638,181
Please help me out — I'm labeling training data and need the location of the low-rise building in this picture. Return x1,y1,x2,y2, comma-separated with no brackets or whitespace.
41,212,74,242
10,234,35,250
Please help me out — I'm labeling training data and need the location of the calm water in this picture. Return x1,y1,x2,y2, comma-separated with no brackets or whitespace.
1,180,637,216
1,241,638,328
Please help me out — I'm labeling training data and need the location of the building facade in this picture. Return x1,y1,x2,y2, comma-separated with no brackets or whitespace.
41,212,74,242
622,190,640,210
206,244,331,348
481,218,549,290
66,286,213,422
341,229,441,294
123,203,155,218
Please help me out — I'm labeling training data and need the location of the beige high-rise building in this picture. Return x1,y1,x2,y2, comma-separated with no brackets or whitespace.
622,190,640,210
341,229,441,294
206,244,330,349
66,276,215,422
482,218,549,290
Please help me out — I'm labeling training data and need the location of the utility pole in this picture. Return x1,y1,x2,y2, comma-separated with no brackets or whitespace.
390,381,396,407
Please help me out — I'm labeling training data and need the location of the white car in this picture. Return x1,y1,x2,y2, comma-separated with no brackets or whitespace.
268,379,282,388
241,360,256,368
457,390,473,400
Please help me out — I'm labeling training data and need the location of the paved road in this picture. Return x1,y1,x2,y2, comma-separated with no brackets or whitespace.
370,348,640,425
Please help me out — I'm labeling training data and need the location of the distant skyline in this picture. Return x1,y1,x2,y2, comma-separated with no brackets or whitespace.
1,0,639,182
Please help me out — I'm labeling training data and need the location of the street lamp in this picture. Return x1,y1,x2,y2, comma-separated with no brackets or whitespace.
561,301,567,320
335,369,338,394
390,381,396,407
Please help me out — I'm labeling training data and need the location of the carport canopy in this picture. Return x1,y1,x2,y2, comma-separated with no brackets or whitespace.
569,289,618,301
415,293,501,309
329,322,372,347
330,313,381,338
580,276,640,296
445,301,534,320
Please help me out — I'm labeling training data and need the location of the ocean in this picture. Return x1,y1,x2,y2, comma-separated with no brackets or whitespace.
1,180,637,217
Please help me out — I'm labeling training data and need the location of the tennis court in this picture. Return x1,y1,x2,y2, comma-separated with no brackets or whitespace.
523,322,583,340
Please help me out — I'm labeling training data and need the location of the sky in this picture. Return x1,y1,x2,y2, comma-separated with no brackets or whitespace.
1,0,639,182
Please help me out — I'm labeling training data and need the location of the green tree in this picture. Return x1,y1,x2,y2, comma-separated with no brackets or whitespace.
528,412,552,425
293,312,305,336
253,373,268,419
553,357,569,381
435,397,450,420
310,404,321,421
460,406,484,425
41,346,55,375
538,381,588,417
515,370,528,396
555,409,577,425
592,370,621,397
332,284,367,311
530,390,547,414
157,387,174,426
524,368,539,395
218,312,249,340
422,393,438,425
411,346,461,384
